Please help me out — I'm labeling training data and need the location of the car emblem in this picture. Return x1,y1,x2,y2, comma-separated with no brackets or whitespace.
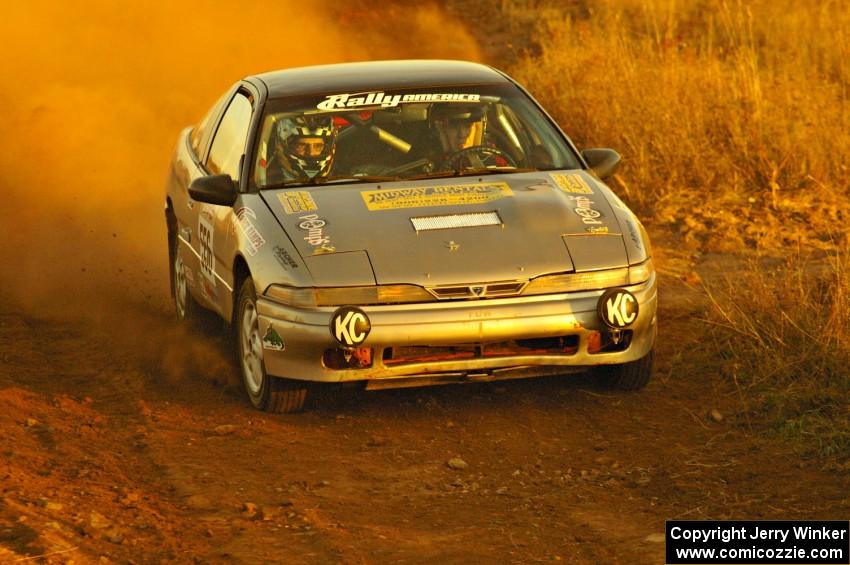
470,286,485,297
597,288,639,328
445,240,460,252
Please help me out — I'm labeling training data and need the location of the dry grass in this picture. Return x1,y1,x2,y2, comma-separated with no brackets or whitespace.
508,0,850,252
702,250,850,464
504,0,850,462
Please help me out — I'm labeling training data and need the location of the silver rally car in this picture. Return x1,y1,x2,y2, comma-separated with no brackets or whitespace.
165,60,657,413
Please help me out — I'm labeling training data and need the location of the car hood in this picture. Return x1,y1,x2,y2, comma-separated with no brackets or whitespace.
260,170,630,286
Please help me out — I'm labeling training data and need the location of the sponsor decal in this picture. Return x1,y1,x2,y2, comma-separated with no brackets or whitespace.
235,207,266,257
362,182,513,211
201,278,218,301
273,246,299,270
586,226,609,234
278,191,317,214
551,173,594,195
297,213,332,248
262,326,285,351
317,91,481,111
330,306,371,347
198,211,215,288
597,288,639,328
572,195,604,225
625,218,643,250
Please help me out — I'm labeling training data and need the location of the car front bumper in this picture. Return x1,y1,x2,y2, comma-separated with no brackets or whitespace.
256,273,657,387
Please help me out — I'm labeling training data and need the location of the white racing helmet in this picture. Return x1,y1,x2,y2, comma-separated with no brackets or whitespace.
274,115,337,179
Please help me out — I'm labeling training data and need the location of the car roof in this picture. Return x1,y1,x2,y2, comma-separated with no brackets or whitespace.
252,60,511,98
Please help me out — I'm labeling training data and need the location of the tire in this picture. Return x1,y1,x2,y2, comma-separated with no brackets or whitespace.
597,347,654,391
172,237,199,322
236,276,307,413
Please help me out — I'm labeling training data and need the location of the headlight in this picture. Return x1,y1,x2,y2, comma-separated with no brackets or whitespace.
265,284,433,307
523,258,654,296
523,268,630,295
264,286,319,308
267,259,656,307
627,257,654,285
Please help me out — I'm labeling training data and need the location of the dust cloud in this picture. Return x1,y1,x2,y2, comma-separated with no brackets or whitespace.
0,0,480,318
0,1,481,379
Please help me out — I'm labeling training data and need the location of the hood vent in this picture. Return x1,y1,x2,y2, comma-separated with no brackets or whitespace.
410,211,502,232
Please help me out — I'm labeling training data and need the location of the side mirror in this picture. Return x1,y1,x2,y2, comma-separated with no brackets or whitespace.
189,174,238,206
581,148,621,180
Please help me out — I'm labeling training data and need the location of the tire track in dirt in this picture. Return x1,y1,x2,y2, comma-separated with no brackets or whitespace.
3,263,850,563
0,298,230,562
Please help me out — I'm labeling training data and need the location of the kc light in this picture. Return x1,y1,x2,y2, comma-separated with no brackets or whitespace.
598,288,639,328
265,284,433,307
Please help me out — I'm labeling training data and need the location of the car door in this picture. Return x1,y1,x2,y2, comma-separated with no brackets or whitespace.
191,89,255,315
169,85,233,303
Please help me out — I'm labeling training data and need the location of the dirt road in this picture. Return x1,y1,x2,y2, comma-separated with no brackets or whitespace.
1,2,848,563
2,244,848,564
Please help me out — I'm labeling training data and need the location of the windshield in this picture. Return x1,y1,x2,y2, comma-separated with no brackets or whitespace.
252,84,581,189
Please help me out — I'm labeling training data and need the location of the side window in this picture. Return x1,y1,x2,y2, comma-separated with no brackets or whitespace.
206,92,253,180
190,90,230,158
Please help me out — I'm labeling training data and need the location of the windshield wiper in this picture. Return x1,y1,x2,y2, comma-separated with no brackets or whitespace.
257,180,290,190
258,174,400,190
408,167,538,181
317,175,401,184
456,167,539,176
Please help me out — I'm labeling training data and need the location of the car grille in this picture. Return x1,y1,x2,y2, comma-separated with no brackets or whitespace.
382,336,579,366
427,281,527,300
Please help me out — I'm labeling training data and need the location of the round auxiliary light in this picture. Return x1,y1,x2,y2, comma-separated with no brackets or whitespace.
597,288,639,329
329,306,371,346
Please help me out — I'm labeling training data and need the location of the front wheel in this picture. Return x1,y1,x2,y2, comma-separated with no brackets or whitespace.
596,347,654,391
236,277,307,413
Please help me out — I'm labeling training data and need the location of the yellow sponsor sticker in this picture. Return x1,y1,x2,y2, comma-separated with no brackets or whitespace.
361,182,513,211
551,173,594,195
278,191,318,214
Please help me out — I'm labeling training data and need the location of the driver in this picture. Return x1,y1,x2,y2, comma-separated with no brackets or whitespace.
414,103,510,172
430,104,486,154
265,114,337,183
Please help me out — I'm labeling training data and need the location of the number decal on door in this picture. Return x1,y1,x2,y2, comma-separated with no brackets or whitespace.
199,213,215,286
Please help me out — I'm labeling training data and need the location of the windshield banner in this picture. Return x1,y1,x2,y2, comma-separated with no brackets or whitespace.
317,92,481,111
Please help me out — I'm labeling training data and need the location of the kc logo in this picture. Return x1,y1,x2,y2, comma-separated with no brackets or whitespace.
597,289,639,328
330,306,371,346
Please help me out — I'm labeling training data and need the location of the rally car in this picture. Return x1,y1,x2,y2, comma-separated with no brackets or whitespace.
165,60,657,413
